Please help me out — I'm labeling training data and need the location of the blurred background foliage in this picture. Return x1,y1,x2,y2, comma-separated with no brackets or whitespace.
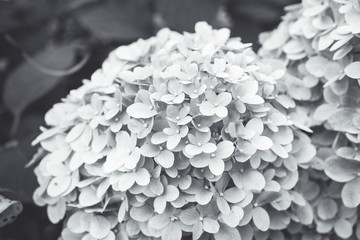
0,0,298,239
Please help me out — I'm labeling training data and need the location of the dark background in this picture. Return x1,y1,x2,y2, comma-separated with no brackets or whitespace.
0,0,298,239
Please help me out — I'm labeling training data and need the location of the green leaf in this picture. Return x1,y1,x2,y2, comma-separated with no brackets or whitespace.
324,156,360,182
252,207,270,231
3,44,78,116
76,0,152,40
344,62,360,79
341,177,360,208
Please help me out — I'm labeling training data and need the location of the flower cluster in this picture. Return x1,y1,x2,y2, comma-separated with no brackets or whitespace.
32,22,316,239
260,1,360,238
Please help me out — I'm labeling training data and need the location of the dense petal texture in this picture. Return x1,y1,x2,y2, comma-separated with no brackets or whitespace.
32,21,317,240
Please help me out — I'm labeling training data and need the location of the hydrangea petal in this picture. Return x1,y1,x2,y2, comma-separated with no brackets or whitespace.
344,61,360,79
130,205,154,222
252,207,270,232
334,218,353,239
341,177,360,208
135,168,151,186
324,156,360,182
223,187,246,203
179,208,200,225
47,175,71,197
216,141,234,159
195,190,213,205
162,222,182,240
221,206,244,227
317,198,338,220
214,223,241,240
155,150,174,168
153,197,167,214
79,186,101,207
251,136,273,150
117,173,136,191
89,215,111,239
199,101,216,116
242,170,266,191
209,158,225,176
127,103,157,118
203,218,220,233
47,200,66,224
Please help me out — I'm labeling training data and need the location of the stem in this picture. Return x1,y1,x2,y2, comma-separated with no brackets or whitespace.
10,113,21,139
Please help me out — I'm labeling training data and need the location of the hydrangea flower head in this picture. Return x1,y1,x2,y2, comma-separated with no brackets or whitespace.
32,22,316,240
260,1,360,238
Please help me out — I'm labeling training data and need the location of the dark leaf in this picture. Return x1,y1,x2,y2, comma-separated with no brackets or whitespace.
0,146,37,203
0,0,50,31
3,44,80,116
76,0,153,40
155,0,221,32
